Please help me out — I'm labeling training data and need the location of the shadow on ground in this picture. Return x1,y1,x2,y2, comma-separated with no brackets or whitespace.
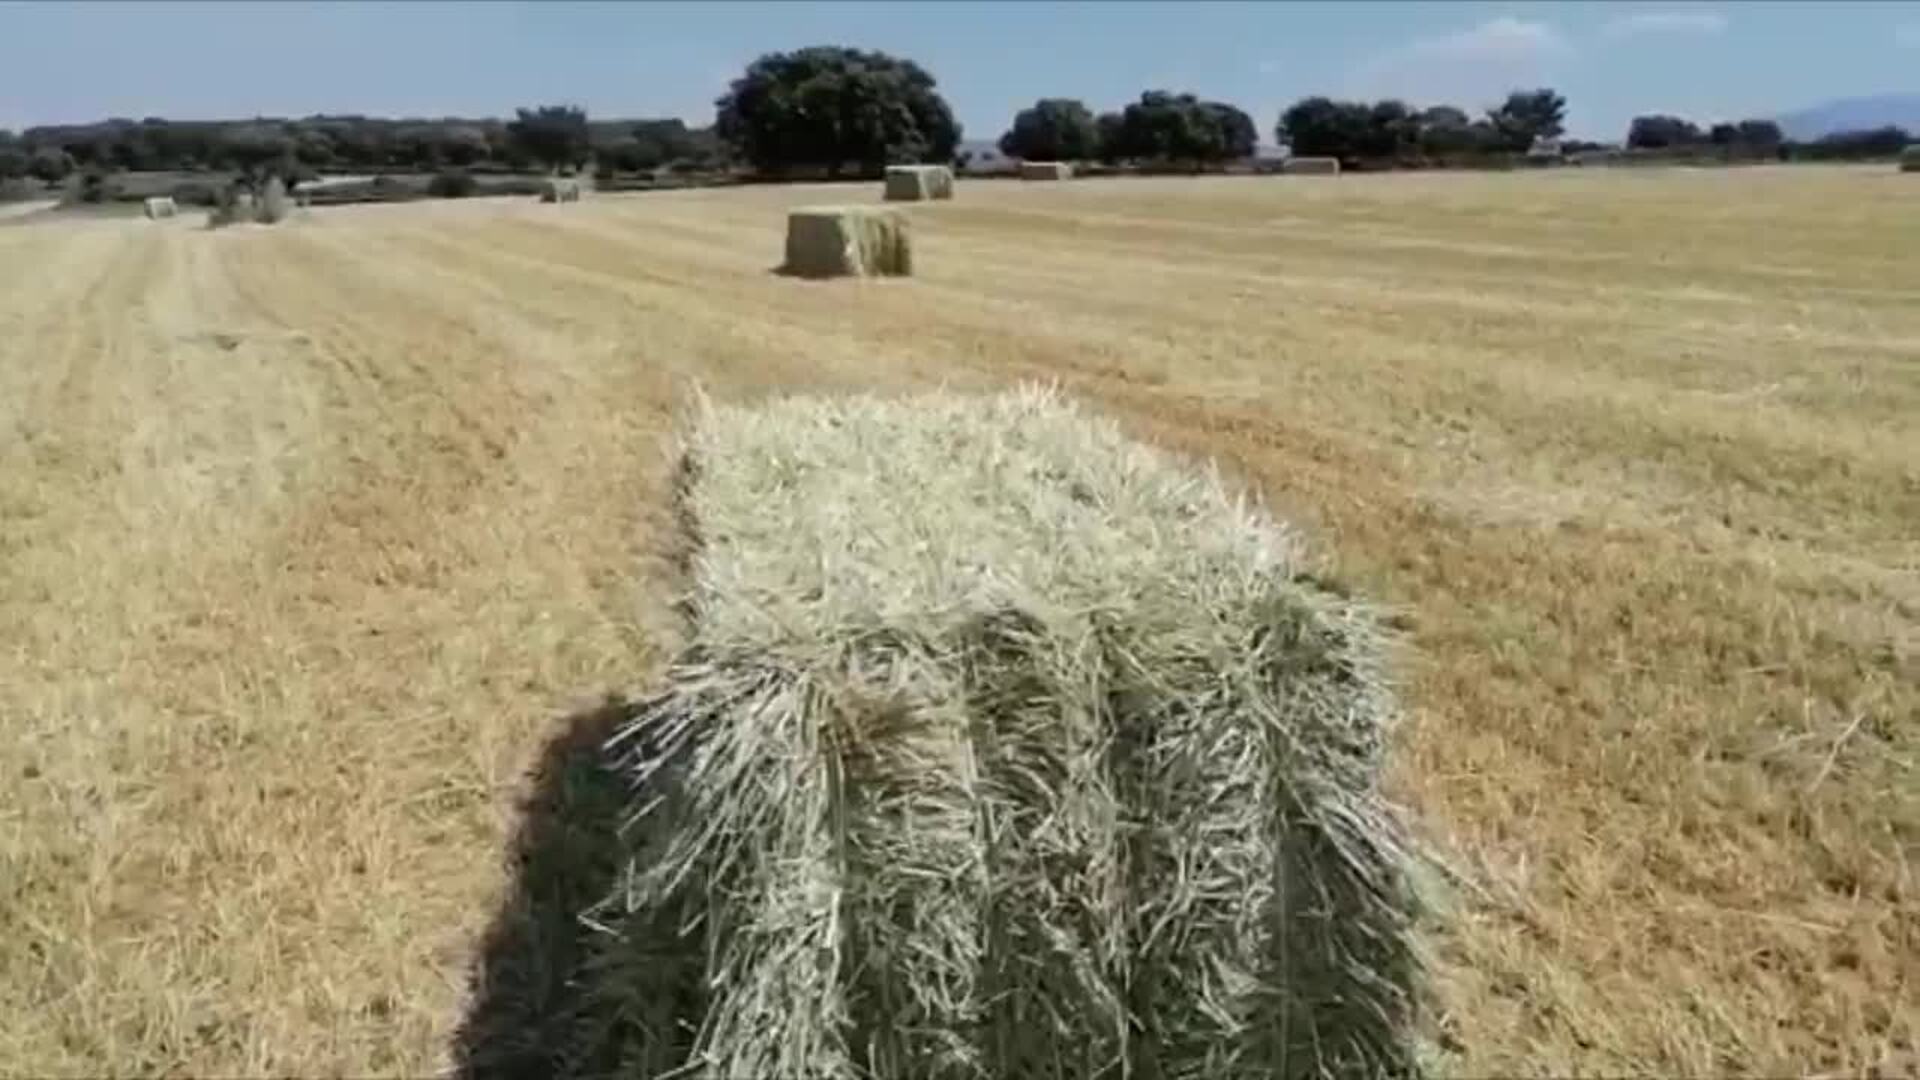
452,695,702,1079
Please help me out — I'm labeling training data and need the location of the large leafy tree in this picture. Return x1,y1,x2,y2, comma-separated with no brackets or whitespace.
1627,114,1703,149
1205,101,1258,159
1487,88,1567,152
508,105,591,172
999,98,1100,161
715,46,960,175
1735,118,1783,147
1108,91,1249,164
1278,96,1372,160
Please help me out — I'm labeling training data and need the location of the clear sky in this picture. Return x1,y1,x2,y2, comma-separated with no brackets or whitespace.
2,1,1916,142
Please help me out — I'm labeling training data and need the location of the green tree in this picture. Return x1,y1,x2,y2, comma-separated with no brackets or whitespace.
1362,99,1418,159
26,146,74,182
1278,96,1371,161
1205,101,1258,159
999,98,1101,161
1095,111,1126,163
1488,88,1567,152
1112,91,1247,165
0,131,23,179
1735,119,1783,147
1627,114,1702,149
509,105,591,173
715,46,960,175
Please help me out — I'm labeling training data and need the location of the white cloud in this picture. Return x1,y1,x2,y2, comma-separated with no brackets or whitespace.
1348,17,1573,106
1602,11,1729,40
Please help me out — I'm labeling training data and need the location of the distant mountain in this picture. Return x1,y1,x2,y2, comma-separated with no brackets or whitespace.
1775,94,1920,140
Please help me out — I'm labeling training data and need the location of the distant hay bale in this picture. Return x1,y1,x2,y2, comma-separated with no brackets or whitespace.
540,177,583,203
207,179,295,229
256,176,290,224
1018,160,1073,180
600,386,1427,1078
142,196,177,220
1282,156,1341,176
883,164,955,201
1902,145,1920,172
782,205,912,278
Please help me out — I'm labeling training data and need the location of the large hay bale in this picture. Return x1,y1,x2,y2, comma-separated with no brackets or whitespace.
884,164,955,201
540,177,583,203
143,196,177,220
782,205,912,278
1282,156,1341,176
256,176,291,224
1018,160,1073,180
602,386,1426,1078
1902,145,1920,173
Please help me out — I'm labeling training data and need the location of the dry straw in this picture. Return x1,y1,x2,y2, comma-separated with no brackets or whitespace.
598,386,1428,1079
143,196,178,220
783,206,913,278
1283,157,1342,176
884,164,955,201
1019,161,1074,180
256,176,291,224
542,177,584,203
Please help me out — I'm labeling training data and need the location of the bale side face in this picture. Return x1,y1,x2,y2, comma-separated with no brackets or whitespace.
1019,161,1072,180
1283,156,1341,176
540,177,582,203
884,166,933,202
256,177,290,224
610,387,1425,1078
783,206,912,278
1902,146,1920,172
143,197,176,220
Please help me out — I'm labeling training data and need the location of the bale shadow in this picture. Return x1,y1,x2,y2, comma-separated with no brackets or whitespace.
453,695,699,1079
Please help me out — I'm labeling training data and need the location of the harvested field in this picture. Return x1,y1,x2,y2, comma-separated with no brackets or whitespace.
0,166,1914,1076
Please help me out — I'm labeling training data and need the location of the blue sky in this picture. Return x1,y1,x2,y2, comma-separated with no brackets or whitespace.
2,1,1917,141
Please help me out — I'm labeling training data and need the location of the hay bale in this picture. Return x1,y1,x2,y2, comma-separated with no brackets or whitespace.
782,205,912,278
602,386,1426,1078
1282,156,1341,176
540,177,583,203
1018,160,1073,181
256,176,291,224
1902,145,1920,172
143,196,178,220
884,164,954,201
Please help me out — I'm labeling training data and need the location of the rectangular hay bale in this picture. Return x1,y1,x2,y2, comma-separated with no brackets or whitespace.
782,205,912,278
1902,145,1920,173
884,164,955,201
143,196,177,220
602,386,1427,1079
1018,160,1073,180
1282,156,1341,176
540,177,583,203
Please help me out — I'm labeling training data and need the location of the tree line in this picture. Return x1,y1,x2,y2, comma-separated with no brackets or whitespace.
2,44,1911,189
0,109,727,184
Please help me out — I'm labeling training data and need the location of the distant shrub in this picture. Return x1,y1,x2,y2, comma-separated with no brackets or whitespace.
427,169,479,198
71,170,110,204
169,180,222,207
479,175,549,196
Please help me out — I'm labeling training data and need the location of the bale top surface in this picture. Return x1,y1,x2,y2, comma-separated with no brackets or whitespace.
684,385,1297,644
790,203,898,221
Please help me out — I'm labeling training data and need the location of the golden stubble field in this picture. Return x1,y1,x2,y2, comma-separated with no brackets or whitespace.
0,167,1914,1076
